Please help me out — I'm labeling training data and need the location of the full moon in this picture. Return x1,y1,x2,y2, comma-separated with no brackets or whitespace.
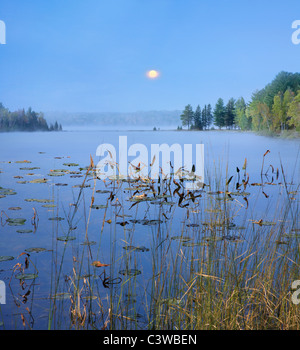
146,70,160,79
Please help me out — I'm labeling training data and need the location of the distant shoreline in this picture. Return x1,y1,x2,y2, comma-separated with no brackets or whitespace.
1,128,299,139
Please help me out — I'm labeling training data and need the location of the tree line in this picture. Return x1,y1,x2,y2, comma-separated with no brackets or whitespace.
180,71,300,133
0,103,62,132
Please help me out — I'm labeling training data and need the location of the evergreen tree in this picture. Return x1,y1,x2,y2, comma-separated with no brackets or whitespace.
224,98,236,129
193,105,202,130
202,105,207,130
180,104,194,129
213,98,226,129
206,104,213,129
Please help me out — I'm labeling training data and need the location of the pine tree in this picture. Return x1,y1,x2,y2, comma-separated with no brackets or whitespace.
193,105,202,130
180,104,194,129
224,98,236,129
202,105,207,130
213,98,226,129
206,104,213,129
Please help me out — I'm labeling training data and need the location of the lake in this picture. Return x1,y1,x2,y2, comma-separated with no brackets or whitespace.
0,130,299,330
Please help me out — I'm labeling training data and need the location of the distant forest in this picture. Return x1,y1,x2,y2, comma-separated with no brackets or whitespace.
0,103,62,132
180,71,300,133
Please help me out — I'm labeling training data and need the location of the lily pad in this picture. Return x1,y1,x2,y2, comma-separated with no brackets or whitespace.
171,235,192,242
28,178,48,184
80,241,97,246
8,207,22,211
15,160,31,164
123,245,149,252
91,204,108,209
25,247,48,253
48,217,65,221
51,293,71,300
16,229,33,234
182,242,204,247
15,273,38,280
25,198,54,203
0,188,17,196
19,167,40,170
42,204,56,208
0,256,14,262
119,268,141,276
96,189,110,194
57,235,76,242
48,172,66,177
6,218,26,226
63,163,79,167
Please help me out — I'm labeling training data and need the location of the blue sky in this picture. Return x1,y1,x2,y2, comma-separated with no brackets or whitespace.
0,0,300,113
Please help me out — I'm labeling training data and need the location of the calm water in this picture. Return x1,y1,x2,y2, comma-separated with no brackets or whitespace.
0,130,299,329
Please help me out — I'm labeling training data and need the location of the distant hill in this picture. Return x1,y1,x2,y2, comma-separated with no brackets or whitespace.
44,110,182,129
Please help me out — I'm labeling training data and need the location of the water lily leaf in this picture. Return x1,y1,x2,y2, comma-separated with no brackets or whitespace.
25,247,48,253
16,229,33,234
96,189,110,194
29,178,48,184
19,167,40,170
15,160,31,164
80,241,97,246
228,191,250,197
63,163,79,167
91,204,108,209
57,235,76,242
0,188,17,196
8,207,22,210
48,172,65,177
7,218,26,226
123,245,149,252
15,273,38,280
182,242,204,247
0,256,14,262
171,235,192,242
51,293,71,300
82,295,97,300
224,235,244,242
119,268,141,276
48,216,64,221
251,220,276,226
42,204,56,208
25,198,54,203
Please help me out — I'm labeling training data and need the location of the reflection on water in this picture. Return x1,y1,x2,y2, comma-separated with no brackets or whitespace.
0,130,299,329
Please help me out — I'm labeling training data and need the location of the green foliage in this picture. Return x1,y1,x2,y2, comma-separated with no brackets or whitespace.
0,103,62,132
180,71,300,133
